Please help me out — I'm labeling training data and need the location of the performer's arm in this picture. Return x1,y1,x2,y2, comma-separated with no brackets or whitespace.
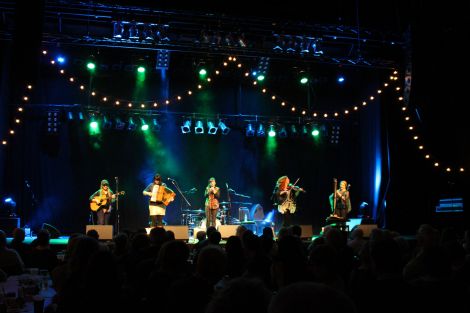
214,187,221,199
143,183,153,196
89,190,100,202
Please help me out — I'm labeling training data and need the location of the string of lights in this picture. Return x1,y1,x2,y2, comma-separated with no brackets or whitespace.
2,52,465,175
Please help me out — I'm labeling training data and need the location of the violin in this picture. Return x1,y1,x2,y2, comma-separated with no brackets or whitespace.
287,183,306,193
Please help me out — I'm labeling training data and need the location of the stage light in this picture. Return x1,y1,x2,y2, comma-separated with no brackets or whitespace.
56,56,66,64
137,66,146,73
156,49,170,70
278,126,287,138
140,118,149,131
181,120,191,133
87,62,96,71
299,71,309,85
302,125,309,136
103,116,113,129
330,125,340,144
246,123,255,137
127,117,136,131
218,121,230,135
268,125,276,137
47,111,59,133
207,121,218,135
290,125,298,136
311,125,320,137
257,124,265,137
67,112,74,120
151,118,161,131
115,118,125,130
257,74,265,81
195,120,204,134
337,75,345,83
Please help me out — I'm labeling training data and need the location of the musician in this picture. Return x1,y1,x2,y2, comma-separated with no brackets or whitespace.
143,174,175,227
89,179,116,225
272,176,304,227
204,177,220,228
329,180,351,218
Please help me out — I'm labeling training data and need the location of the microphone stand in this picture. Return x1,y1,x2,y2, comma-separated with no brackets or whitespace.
115,177,120,234
169,179,192,225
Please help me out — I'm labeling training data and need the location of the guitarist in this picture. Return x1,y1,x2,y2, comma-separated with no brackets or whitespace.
89,179,116,225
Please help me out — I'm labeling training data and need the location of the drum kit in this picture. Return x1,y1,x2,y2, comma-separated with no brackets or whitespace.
181,201,253,228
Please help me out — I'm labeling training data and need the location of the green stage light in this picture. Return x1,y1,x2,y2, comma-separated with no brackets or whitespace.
257,74,265,81
137,66,146,73
87,62,96,70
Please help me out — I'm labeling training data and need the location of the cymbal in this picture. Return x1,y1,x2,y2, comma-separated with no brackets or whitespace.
219,201,253,205
182,209,204,214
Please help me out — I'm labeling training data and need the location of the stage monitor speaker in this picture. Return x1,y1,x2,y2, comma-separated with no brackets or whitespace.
218,225,239,239
0,218,20,236
86,225,113,240
299,225,313,239
42,223,61,239
354,224,378,238
164,226,189,240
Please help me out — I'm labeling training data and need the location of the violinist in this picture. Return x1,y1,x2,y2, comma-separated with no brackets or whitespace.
272,176,305,227
204,177,221,228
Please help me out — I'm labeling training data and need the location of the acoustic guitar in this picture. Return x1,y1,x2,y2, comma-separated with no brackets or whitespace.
90,191,125,211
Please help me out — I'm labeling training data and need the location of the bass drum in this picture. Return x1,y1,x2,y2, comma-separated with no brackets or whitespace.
199,218,221,230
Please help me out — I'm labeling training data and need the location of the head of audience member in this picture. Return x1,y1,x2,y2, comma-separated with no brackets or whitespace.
268,282,356,313
165,230,175,241
36,229,51,247
196,245,227,285
206,277,272,313
112,232,129,256
149,227,167,245
350,227,364,240
289,225,302,238
86,229,99,241
0,230,7,248
276,227,289,240
208,231,222,245
12,228,26,242
206,226,218,239
196,230,207,242
156,240,190,272
236,225,247,238
262,227,274,239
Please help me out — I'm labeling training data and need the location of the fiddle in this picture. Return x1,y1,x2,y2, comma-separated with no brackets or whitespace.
287,183,306,193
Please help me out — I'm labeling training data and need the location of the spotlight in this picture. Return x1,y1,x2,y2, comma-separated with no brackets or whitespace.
311,124,320,137
207,121,218,135
337,75,345,83
299,71,309,85
67,112,74,120
218,121,230,135
257,124,265,137
181,120,191,133
151,118,161,131
278,126,287,138
290,125,298,136
301,125,309,136
140,118,149,131
268,125,276,137
246,123,255,137
103,116,113,129
127,117,136,131
195,120,204,134
115,118,125,130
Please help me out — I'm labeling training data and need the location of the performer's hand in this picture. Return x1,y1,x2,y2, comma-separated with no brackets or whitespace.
111,194,116,199
94,199,100,204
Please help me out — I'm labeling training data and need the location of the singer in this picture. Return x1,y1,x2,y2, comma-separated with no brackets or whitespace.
143,173,175,227
204,177,220,228
329,180,351,218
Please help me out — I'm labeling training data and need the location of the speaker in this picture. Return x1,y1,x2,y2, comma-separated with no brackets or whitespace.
163,226,189,240
0,218,20,236
299,225,313,239
42,223,61,239
218,225,239,239
86,225,113,240
354,224,378,238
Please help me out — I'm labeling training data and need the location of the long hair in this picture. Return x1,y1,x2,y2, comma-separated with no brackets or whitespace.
276,176,289,190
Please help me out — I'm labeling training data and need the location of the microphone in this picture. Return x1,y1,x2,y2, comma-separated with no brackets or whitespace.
226,183,229,188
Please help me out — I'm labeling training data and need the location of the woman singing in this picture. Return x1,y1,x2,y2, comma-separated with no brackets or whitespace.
204,177,220,228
